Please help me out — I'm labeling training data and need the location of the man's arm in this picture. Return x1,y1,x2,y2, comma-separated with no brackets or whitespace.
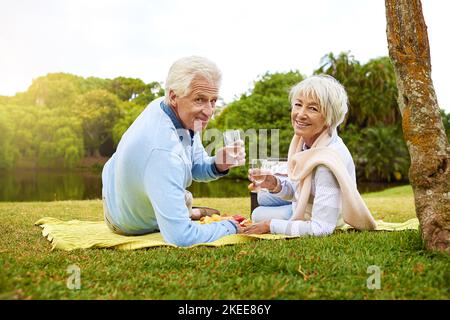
144,148,237,246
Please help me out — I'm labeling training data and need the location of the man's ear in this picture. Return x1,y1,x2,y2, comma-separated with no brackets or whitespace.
169,90,177,108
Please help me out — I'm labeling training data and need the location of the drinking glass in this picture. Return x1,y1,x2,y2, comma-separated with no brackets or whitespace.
223,130,241,150
267,158,288,176
223,130,242,166
249,159,272,191
265,158,279,174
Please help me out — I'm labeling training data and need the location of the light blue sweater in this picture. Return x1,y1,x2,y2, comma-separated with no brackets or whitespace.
102,97,237,246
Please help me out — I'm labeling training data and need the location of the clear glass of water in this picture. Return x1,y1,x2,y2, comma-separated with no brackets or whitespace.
223,130,242,165
249,159,271,191
265,158,280,174
223,130,241,149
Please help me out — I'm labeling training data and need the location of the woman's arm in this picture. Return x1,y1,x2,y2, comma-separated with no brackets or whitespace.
270,176,296,201
270,165,341,236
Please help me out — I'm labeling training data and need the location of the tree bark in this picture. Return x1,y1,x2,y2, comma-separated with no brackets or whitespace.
385,0,450,253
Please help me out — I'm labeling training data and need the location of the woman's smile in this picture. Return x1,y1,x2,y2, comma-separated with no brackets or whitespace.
294,120,311,129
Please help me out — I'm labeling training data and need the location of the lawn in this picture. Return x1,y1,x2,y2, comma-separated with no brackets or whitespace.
0,185,448,300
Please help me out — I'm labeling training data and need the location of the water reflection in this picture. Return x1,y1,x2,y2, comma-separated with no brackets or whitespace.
0,170,101,202
0,169,407,202
187,179,250,198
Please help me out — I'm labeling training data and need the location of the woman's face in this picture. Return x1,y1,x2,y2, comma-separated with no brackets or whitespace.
291,92,328,147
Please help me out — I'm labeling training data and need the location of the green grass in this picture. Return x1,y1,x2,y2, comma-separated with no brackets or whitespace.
0,185,448,300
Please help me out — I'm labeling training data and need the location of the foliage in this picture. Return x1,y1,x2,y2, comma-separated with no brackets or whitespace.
315,52,401,128
106,76,147,101
106,77,164,106
71,89,123,156
440,109,450,143
0,109,18,168
341,125,410,182
112,102,146,146
23,73,86,109
0,104,84,169
0,73,163,167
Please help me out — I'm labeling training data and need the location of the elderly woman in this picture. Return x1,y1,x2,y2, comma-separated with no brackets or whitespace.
244,74,376,236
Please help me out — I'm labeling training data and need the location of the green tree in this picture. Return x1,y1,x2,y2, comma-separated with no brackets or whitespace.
0,73,166,168
0,104,84,168
315,52,401,127
54,127,84,168
0,105,41,165
341,125,410,182
440,109,450,143
82,76,111,92
132,81,165,106
25,73,85,109
34,108,84,168
0,108,18,168
107,77,147,101
73,89,122,156
112,101,145,146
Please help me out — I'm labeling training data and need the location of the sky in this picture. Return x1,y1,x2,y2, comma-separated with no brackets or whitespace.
1,0,449,112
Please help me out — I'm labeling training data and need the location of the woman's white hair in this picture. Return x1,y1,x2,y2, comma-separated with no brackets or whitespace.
289,74,348,131
164,56,222,104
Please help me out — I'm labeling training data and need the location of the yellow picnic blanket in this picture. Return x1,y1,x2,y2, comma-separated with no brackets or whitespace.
34,217,420,251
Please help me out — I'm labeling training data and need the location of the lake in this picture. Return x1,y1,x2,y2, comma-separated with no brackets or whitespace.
0,169,407,202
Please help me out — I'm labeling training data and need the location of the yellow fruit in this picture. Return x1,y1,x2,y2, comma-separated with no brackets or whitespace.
198,214,248,225
203,216,213,224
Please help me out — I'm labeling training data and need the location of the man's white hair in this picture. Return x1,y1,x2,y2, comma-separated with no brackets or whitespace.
164,56,222,104
289,74,348,131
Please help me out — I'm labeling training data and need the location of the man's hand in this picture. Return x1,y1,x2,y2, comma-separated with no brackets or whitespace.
215,140,245,172
233,220,244,234
189,208,203,220
243,220,271,234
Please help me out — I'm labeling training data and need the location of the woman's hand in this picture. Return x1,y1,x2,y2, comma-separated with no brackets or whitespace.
243,220,271,234
247,170,278,192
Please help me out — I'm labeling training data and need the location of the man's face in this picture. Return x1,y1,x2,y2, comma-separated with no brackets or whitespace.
169,77,219,131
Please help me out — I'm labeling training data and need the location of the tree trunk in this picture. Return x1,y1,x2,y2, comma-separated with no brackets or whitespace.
385,0,450,253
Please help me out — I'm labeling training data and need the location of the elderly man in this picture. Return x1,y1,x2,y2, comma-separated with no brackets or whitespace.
102,56,245,246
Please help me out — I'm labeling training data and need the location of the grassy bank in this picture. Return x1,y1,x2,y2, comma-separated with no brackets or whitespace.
0,186,448,300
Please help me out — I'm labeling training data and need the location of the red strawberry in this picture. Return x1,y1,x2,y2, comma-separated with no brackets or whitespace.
233,215,245,223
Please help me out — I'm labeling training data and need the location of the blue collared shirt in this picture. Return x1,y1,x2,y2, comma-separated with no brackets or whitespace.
160,101,194,144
